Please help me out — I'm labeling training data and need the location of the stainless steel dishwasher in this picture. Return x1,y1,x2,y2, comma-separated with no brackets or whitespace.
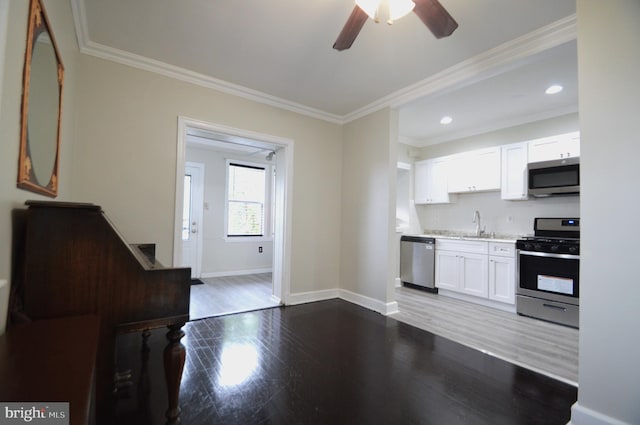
400,236,437,292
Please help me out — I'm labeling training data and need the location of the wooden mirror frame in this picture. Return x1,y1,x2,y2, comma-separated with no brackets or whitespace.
17,0,64,197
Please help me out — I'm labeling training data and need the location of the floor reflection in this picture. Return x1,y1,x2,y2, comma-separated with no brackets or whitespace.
218,342,260,387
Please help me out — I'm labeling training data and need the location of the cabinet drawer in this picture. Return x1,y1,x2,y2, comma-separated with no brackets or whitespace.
489,242,515,257
437,239,488,254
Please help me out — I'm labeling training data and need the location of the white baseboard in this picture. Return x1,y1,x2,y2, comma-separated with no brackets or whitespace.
200,268,272,278
286,288,398,316
287,289,341,306
270,295,282,305
437,289,517,313
570,402,631,425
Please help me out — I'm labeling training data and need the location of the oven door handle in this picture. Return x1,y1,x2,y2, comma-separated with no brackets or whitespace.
519,250,580,260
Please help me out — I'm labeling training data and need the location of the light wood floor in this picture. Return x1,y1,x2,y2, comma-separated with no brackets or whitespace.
189,273,280,320
391,285,579,385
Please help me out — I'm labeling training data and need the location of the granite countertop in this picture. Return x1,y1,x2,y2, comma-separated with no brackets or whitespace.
417,230,524,243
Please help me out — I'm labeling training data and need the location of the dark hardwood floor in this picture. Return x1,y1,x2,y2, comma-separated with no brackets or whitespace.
110,299,577,425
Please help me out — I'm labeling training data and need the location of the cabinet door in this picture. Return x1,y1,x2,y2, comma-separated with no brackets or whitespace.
562,132,580,158
528,132,580,162
447,148,500,193
488,256,515,304
429,158,451,203
415,158,453,204
501,142,528,200
435,250,460,291
460,253,488,297
447,154,469,193
414,160,429,204
474,148,501,191
528,135,562,163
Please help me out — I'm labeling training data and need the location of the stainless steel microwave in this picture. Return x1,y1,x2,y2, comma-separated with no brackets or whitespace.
527,157,580,197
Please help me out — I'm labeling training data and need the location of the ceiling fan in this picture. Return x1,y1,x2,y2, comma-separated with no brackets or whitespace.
333,0,458,51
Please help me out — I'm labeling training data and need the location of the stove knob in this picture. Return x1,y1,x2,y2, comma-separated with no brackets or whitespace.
568,246,578,254
524,243,533,250
534,244,542,251
551,245,560,252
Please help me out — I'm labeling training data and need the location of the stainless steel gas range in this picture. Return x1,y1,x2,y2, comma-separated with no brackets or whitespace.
516,218,580,328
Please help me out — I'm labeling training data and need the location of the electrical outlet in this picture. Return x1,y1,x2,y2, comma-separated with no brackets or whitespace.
258,246,263,253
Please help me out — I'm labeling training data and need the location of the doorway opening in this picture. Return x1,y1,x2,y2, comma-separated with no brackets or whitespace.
174,117,293,319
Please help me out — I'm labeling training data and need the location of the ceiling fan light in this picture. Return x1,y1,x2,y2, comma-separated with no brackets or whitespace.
355,0,380,20
389,0,415,22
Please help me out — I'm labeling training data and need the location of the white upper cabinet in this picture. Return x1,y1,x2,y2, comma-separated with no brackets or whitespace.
414,158,455,204
528,131,580,163
501,142,529,200
448,147,501,193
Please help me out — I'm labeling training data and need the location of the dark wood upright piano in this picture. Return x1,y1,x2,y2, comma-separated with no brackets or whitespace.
11,201,191,424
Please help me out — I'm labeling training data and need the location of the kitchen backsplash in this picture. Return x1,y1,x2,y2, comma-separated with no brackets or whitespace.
415,191,580,237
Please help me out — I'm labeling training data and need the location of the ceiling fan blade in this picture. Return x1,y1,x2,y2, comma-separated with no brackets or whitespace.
412,0,458,39
333,6,369,51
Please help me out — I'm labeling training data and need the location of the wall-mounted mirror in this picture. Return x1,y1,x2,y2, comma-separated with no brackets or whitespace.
17,0,64,197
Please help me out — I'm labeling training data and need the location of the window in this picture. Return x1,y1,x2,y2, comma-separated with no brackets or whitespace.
227,162,268,237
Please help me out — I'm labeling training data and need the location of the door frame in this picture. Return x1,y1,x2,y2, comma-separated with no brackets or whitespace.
183,161,205,278
173,116,294,304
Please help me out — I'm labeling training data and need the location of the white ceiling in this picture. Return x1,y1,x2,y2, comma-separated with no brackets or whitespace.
71,0,578,144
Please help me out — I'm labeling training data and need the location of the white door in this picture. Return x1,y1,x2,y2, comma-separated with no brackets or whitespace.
181,162,204,278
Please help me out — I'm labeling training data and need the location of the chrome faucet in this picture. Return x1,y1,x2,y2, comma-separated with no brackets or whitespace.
472,210,483,237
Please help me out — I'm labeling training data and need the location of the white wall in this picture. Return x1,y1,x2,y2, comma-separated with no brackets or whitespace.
0,0,78,281
418,192,579,236
185,146,273,275
414,113,580,236
572,1,640,424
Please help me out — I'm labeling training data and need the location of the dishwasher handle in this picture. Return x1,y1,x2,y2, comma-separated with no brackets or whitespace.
400,236,435,244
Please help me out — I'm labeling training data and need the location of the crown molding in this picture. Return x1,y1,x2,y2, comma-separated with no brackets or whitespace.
70,0,576,127
69,1,342,124
344,14,577,123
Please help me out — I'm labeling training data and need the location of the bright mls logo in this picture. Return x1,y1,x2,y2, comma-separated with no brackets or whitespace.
0,403,68,424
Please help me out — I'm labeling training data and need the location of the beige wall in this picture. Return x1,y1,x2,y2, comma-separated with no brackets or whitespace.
71,55,343,296
341,108,397,305
573,1,640,423
0,0,78,281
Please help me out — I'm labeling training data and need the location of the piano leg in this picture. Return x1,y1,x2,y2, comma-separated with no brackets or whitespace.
164,323,186,425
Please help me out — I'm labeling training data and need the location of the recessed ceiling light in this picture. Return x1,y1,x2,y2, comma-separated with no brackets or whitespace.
545,84,563,95
440,116,453,125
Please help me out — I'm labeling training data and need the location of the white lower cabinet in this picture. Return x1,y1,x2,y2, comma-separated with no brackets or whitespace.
436,239,515,306
488,255,515,304
436,240,488,297
487,242,516,304
434,250,460,291
460,252,489,297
